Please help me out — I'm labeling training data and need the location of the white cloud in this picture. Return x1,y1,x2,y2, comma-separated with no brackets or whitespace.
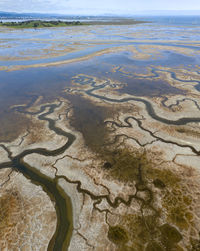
1,0,200,15
0,0,70,13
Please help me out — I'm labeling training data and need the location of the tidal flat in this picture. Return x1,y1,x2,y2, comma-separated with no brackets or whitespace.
0,18,200,250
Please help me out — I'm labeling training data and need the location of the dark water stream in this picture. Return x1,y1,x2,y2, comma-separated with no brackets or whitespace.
0,101,76,250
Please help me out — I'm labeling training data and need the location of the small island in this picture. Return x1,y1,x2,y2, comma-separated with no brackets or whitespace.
0,20,83,28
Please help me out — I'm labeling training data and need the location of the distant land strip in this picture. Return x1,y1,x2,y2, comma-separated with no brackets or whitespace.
0,20,83,28
0,19,146,28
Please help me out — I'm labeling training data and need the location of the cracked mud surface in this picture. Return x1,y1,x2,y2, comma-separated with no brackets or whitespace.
1,22,200,250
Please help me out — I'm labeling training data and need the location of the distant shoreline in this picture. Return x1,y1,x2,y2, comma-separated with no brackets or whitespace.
0,20,83,28
85,19,147,25
0,19,147,28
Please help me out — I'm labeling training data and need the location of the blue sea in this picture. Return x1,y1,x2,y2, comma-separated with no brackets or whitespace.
135,15,200,26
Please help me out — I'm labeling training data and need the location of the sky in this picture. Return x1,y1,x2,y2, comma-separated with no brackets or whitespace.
1,0,200,15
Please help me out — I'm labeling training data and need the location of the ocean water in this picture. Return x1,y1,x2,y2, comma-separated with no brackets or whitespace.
135,15,200,26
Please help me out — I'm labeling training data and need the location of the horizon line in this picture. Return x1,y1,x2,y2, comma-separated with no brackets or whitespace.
1,10,200,16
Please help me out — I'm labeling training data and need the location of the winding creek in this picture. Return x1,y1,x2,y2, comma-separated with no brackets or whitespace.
0,102,76,250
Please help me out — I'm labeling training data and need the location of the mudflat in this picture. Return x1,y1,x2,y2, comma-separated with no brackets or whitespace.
0,18,200,250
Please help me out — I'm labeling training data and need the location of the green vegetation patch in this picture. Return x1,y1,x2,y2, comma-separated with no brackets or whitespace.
153,178,166,189
103,148,195,250
189,237,200,250
120,213,160,250
103,148,150,183
145,165,180,187
108,225,129,245
160,223,182,248
145,241,164,251
0,20,83,28
162,187,193,230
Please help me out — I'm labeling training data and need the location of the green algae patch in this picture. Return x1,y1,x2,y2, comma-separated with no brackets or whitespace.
144,166,180,187
162,185,193,230
168,206,189,230
119,214,160,250
160,224,182,250
145,241,164,251
189,237,200,250
104,149,150,183
108,225,129,245
103,149,195,250
0,190,28,245
160,223,182,242
142,162,193,230
153,179,166,189
103,161,112,169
